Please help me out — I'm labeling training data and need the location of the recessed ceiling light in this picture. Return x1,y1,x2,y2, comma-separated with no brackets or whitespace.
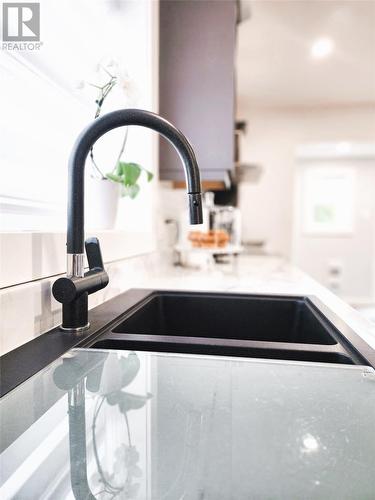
311,37,334,59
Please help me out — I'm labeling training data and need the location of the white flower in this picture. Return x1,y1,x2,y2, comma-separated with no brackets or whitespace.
75,57,138,111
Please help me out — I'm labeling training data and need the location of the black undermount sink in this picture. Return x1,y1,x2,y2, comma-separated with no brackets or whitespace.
88,290,374,367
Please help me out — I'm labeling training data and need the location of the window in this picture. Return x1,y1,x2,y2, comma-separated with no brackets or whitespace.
0,0,157,231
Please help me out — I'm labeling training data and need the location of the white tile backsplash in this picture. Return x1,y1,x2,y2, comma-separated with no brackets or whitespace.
3,249,375,362
0,251,164,356
0,230,155,288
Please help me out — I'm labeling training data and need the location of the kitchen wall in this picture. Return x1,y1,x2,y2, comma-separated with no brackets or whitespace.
0,0,160,355
1,0,158,233
237,103,375,257
0,251,166,356
158,104,375,261
292,155,375,303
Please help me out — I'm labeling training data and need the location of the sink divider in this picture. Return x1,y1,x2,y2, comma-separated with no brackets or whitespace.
89,331,358,365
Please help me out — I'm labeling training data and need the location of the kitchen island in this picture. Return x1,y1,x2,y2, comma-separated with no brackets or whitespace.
1,255,375,499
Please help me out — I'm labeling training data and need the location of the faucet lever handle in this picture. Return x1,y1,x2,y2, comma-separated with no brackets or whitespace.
85,237,105,271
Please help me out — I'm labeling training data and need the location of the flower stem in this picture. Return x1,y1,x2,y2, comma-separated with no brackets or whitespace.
113,128,129,173
124,411,132,447
88,71,128,178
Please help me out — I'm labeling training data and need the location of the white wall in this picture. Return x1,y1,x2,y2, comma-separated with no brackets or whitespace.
293,157,375,303
237,104,375,257
0,0,161,354
0,0,159,234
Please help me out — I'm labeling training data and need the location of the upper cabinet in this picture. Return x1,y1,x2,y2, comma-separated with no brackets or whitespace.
159,0,237,183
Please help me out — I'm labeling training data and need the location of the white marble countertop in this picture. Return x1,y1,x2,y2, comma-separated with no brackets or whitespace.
2,252,375,357
129,254,375,351
3,255,375,498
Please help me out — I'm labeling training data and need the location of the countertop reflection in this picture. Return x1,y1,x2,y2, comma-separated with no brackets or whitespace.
1,348,375,499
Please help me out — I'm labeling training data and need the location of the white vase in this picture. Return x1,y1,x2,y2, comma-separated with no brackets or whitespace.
85,177,120,230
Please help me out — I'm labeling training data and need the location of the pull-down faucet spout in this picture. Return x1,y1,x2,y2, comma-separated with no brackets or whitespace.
53,109,203,332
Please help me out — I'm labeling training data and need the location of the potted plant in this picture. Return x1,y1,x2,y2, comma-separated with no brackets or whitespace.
80,61,153,230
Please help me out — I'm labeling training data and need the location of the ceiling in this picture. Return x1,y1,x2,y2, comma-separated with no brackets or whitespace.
236,0,375,108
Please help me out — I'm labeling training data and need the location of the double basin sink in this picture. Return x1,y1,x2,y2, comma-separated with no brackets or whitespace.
88,290,374,367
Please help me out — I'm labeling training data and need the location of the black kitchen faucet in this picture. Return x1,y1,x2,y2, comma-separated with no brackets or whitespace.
53,109,203,332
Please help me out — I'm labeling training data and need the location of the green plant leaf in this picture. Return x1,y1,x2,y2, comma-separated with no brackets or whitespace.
145,169,154,182
106,173,123,183
121,162,141,185
116,162,124,176
110,162,153,196
138,165,154,182
122,183,140,199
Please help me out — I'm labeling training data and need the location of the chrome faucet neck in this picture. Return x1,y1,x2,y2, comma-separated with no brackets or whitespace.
67,254,85,278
